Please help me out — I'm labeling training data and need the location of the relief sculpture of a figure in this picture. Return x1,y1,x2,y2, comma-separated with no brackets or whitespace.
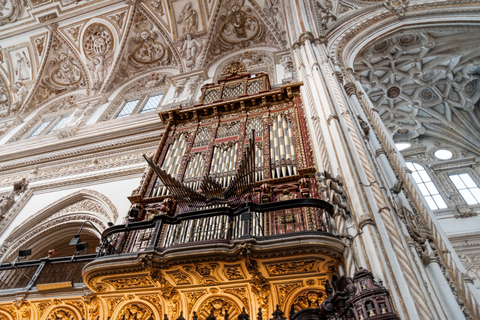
177,2,198,35
15,51,31,81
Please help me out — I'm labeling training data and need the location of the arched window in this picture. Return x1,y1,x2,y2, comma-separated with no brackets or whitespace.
406,162,448,210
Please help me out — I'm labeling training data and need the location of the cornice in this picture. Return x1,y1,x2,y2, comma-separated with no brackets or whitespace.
0,0,126,41
0,117,165,169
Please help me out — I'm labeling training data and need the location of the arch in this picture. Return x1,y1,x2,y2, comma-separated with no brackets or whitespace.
7,92,86,143
194,295,244,320
0,189,117,262
210,49,277,84
111,300,161,320
0,309,15,320
286,288,326,314
41,304,82,320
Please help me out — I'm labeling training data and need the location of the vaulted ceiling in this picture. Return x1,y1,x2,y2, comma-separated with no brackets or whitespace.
354,29,480,155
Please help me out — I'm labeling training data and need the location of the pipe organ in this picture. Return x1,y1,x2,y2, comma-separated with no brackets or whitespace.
130,70,318,221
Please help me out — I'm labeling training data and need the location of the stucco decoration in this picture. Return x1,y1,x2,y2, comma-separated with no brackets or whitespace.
354,30,480,155
0,188,118,262
83,23,115,92
0,74,10,117
104,8,180,93
23,34,89,115
213,50,275,83
200,0,284,69
0,0,22,25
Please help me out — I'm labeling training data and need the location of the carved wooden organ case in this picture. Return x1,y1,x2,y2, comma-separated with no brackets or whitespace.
129,72,320,234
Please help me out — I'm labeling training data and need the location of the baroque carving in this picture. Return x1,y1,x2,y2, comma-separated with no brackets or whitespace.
30,35,87,110
395,204,433,263
84,23,114,92
46,308,78,320
197,297,241,320
276,282,302,306
291,290,326,311
265,260,317,276
106,10,176,93
105,276,154,289
0,0,22,25
116,303,154,320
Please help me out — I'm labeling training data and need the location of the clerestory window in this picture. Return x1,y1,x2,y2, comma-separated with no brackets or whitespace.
449,173,480,205
406,161,448,210
114,93,164,119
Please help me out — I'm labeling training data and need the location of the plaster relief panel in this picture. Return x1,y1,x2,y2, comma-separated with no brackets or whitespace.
31,33,48,63
202,0,282,68
169,0,206,39
0,76,10,117
7,44,33,84
105,9,179,93
106,9,128,35
0,0,23,25
26,34,88,113
83,23,114,92
59,22,86,50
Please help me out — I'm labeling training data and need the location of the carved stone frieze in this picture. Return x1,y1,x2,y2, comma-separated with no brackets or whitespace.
105,276,154,289
264,260,317,276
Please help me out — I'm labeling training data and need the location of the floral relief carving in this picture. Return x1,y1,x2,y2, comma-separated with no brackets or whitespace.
46,307,78,320
265,260,317,276
28,35,88,112
106,277,154,289
276,282,302,306
197,297,242,320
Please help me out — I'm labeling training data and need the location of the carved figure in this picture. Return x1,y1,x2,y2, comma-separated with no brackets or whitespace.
35,38,44,55
14,51,31,81
18,303,31,320
177,2,198,35
220,7,259,44
181,33,201,71
11,82,27,112
131,30,166,64
91,57,105,90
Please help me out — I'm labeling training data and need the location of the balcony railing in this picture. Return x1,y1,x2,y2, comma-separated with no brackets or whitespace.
98,198,335,256
0,254,96,291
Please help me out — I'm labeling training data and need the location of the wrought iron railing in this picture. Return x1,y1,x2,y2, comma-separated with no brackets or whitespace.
98,198,335,256
0,254,95,291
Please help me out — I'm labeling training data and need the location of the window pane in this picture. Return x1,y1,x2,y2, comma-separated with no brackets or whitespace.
425,196,438,210
419,170,431,182
407,161,447,211
406,162,415,171
459,189,477,205
449,173,480,205
460,173,477,188
417,184,429,196
29,119,52,138
141,94,163,113
450,175,465,189
433,195,447,209
117,100,140,118
48,114,71,133
425,182,438,195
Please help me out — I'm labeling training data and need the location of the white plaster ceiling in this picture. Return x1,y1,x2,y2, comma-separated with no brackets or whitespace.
354,30,480,155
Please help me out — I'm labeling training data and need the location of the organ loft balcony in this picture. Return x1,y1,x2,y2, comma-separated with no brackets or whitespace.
0,67,358,320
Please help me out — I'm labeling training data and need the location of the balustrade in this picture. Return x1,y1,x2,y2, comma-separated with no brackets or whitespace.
98,198,335,256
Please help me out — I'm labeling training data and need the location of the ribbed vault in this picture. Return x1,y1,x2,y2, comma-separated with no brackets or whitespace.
354,29,480,154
